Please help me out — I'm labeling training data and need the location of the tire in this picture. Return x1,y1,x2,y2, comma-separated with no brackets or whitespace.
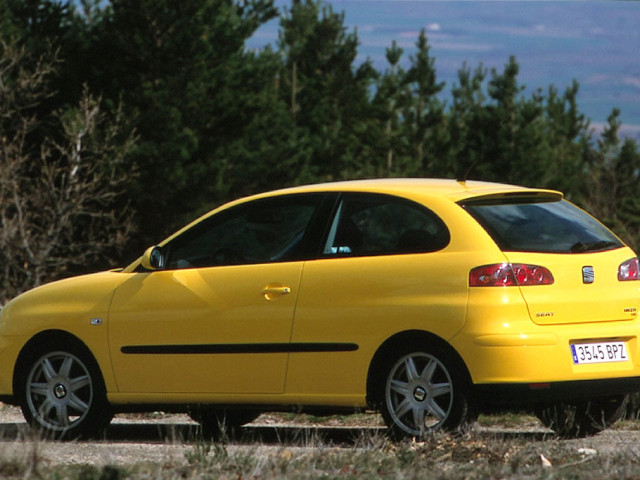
379,345,476,439
18,344,112,439
535,395,628,438
189,407,260,439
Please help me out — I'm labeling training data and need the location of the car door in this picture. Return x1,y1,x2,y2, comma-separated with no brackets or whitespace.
108,193,326,395
286,193,470,398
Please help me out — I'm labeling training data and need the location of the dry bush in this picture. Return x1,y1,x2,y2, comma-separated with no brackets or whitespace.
0,42,136,304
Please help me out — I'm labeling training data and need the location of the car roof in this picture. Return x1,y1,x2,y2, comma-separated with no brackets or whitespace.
127,178,562,271
259,178,562,202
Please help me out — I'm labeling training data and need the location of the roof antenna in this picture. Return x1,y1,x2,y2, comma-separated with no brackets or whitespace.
457,157,480,184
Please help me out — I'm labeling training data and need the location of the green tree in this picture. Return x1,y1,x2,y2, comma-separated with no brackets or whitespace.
85,0,278,248
535,81,589,199
478,56,542,183
582,109,640,251
448,62,487,180
0,0,72,50
277,0,376,181
368,40,409,177
401,29,446,176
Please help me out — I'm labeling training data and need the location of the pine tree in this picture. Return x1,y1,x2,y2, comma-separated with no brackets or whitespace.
402,30,446,176
582,109,640,251
86,0,278,247
369,41,409,176
277,0,376,181
448,62,487,180
538,81,589,198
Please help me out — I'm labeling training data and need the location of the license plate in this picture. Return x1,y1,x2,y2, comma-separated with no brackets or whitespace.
571,341,628,364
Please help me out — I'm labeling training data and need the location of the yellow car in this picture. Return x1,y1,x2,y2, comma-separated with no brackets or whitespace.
1,179,639,439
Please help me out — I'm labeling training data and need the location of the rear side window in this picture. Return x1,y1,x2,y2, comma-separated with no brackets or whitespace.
324,194,450,257
462,198,623,254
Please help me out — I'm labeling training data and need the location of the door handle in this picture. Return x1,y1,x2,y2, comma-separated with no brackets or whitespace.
261,285,292,300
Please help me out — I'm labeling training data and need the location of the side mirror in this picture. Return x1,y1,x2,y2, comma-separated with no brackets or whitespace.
141,246,165,270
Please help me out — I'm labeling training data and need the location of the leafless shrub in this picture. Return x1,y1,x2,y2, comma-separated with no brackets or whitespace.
0,42,136,303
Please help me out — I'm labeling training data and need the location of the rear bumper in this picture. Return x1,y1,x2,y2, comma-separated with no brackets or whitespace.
452,287,640,385
474,376,640,409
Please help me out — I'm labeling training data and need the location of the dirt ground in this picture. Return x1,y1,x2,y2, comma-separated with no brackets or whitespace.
2,403,640,472
0,405,369,466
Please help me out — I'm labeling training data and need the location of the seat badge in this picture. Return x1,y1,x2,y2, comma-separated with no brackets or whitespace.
582,266,594,284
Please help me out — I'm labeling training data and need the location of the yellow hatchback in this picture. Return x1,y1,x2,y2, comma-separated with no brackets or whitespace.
1,179,639,439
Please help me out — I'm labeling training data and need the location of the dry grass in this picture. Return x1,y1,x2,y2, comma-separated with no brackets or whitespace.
2,412,640,479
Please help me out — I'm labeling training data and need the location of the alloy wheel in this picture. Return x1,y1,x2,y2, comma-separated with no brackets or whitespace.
385,352,454,436
25,351,94,432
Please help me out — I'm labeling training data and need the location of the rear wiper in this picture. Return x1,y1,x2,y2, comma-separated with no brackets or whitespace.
570,240,619,253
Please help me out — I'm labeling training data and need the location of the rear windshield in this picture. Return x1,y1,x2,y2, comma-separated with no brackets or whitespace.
462,198,623,254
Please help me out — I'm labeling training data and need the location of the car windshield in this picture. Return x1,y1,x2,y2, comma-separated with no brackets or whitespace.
462,198,623,254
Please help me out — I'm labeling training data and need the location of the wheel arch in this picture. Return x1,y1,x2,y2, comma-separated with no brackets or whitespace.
365,329,473,408
13,329,106,398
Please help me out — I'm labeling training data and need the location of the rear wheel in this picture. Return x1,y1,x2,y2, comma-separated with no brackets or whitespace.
19,345,112,439
379,345,476,439
535,395,628,438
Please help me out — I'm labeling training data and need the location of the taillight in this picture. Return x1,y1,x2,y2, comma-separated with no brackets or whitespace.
469,264,517,286
469,263,554,287
618,258,639,281
512,264,554,285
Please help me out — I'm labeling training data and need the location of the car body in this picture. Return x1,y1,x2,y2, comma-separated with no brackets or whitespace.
1,178,639,439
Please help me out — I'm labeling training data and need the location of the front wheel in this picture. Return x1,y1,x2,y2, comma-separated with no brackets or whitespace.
19,346,112,439
380,347,476,439
535,395,628,438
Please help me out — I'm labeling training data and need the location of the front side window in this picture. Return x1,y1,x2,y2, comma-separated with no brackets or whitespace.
324,194,450,257
463,198,623,254
165,194,322,269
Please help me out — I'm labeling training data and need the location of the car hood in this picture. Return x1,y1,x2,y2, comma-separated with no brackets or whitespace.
1,270,129,335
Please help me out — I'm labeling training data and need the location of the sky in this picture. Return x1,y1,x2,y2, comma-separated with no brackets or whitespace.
247,1,640,141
